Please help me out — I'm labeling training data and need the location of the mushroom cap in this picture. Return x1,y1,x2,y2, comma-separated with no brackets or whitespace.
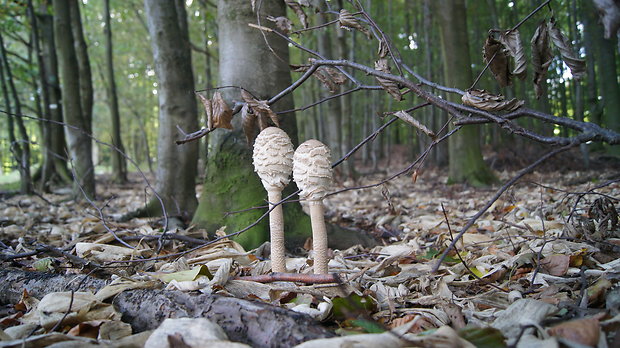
293,139,333,200
252,127,294,191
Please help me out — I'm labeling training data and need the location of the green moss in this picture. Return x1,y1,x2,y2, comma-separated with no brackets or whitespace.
193,147,311,250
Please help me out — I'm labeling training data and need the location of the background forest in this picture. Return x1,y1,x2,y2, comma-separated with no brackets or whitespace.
0,0,618,193
0,0,619,346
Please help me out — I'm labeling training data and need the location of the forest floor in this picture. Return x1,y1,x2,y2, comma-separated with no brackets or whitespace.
0,148,619,347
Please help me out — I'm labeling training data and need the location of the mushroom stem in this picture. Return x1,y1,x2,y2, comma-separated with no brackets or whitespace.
267,189,286,273
309,200,328,274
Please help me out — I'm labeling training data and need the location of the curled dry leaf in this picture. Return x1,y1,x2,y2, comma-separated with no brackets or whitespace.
197,92,233,130
197,93,213,130
338,9,372,39
498,29,527,79
374,59,402,101
531,21,553,98
378,40,389,58
267,16,293,34
548,17,586,80
393,111,435,138
285,0,308,29
547,317,600,347
241,104,257,145
484,35,511,87
211,92,233,129
241,89,280,127
313,67,347,93
593,0,620,39
462,89,524,112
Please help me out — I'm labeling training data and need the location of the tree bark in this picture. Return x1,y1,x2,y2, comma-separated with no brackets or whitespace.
144,0,199,217
0,31,32,195
435,0,496,186
38,11,71,188
53,0,96,198
585,1,620,156
69,0,93,136
104,0,128,183
0,269,334,348
192,0,312,249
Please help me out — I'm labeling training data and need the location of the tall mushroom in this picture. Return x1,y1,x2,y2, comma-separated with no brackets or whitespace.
293,140,333,274
252,127,294,273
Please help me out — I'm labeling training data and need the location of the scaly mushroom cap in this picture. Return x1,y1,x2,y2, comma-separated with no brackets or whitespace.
253,127,294,191
293,139,333,200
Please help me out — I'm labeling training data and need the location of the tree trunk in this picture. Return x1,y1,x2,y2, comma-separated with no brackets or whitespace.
38,11,71,188
316,2,343,164
435,0,496,186
104,0,127,183
193,0,312,249
0,32,33,194
585,1,620,156
53,0,96,199
69,0,93,136
143,0,199,218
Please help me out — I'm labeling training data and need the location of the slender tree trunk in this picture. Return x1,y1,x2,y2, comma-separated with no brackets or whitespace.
39,12,71,186
0,32,32,194
193,0,312,249
585,1,620,156
143,0,199,218
53,0,96,198
69,0,93,136
316,2,342,164
435,0,496,186
104,0,127,182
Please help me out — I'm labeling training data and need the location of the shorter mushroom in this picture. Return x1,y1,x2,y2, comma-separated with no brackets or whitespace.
252,127,294,273
293,140,333,274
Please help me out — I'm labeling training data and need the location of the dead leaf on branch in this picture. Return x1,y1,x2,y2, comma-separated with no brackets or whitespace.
374,59,402,101
484,35,511,88
266,16,293,34
393,111,435,138
377,41,389,59
241,104,257,145
241,89,279,127
197,92,233,130
548,17,586,80
197,93,213,130
592,0,620,40
497,29,527,79
292,63,347,93
285,0,308,29
531,20,553,98
462,89,524,112
339,9,372,39
212,92,234,129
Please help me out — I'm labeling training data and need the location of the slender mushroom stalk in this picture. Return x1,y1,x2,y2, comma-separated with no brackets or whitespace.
292,140,333,274
252,127,294,273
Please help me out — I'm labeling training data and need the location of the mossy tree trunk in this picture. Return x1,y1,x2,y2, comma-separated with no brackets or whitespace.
192,0,311,249
435,0,496,187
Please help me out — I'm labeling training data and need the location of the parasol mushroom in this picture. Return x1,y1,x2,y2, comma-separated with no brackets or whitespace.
292,140,333,274
252,127,294,273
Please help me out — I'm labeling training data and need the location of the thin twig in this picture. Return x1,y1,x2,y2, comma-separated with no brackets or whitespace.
433,144,577,272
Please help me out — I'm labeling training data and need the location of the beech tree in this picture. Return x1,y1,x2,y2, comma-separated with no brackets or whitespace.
192,0,312,248
53,0,95,198
435,0,496,186
104,0,128,183
142,0,199,218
